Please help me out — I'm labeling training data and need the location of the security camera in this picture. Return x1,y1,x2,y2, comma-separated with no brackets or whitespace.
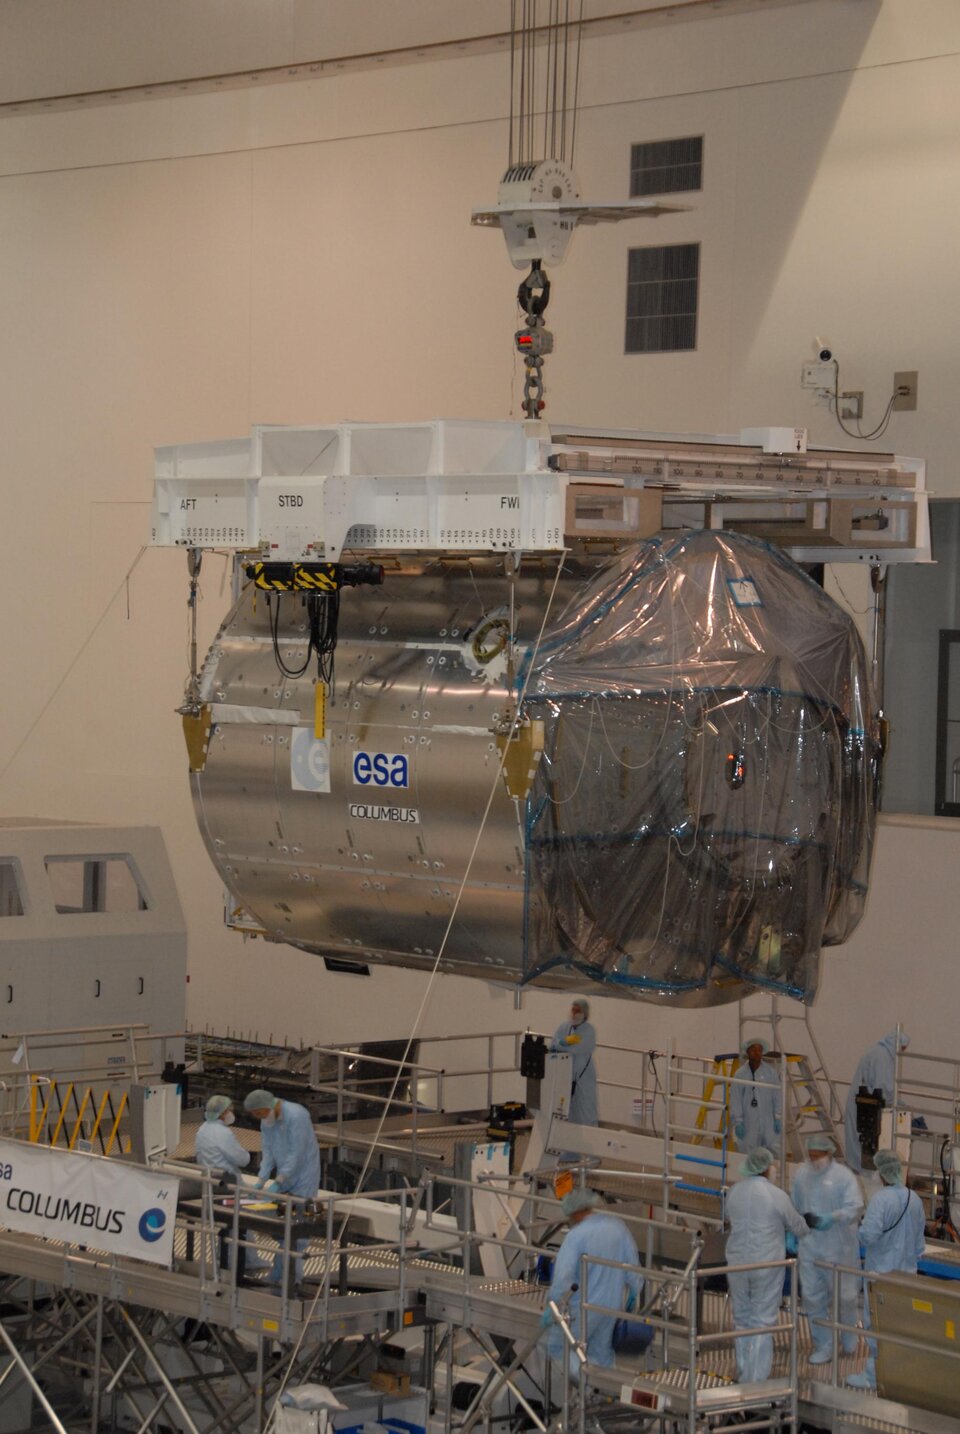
813,336,834,363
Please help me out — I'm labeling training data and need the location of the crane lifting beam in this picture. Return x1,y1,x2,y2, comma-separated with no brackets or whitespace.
150,418,929,566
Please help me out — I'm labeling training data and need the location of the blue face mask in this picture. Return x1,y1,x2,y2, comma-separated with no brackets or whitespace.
222,1111,235,1126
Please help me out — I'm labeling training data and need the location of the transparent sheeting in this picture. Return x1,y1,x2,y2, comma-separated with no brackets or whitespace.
521,531,880,1004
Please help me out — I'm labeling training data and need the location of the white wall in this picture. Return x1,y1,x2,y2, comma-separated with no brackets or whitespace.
0,0,958,1105
0,1,820,106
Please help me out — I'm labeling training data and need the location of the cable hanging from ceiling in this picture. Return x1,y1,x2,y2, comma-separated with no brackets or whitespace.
504,1,586,417
509,0,584,169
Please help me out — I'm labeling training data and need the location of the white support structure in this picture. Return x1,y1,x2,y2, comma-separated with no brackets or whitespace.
150,418,931,566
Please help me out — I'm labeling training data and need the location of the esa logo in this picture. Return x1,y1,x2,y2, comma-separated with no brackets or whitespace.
352,751,408,789
138,1208,167,1243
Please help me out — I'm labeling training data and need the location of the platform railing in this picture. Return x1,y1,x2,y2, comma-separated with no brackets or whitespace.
168,1164,435,1331
305,1030,799,1194
562,1039,790,1226
0,1136,429,1338
423,1176,708,1434
578,1245,801,1434
416,1030,527,1111
0,1024,186,1145
309,1029,744,1149
420,1168,801,1433
889,1044,960,1211
419,1167,706,1283
0,1023,185,1085
306,1031,527,1153
802,1255,960,1396
429,1170,960,1427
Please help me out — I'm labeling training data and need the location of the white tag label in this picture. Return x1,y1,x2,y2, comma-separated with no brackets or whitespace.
727,577,762,607
348,803,420,824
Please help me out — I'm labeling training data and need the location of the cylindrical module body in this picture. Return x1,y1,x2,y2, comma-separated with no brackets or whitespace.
193,556,556,985
191,533,880,1006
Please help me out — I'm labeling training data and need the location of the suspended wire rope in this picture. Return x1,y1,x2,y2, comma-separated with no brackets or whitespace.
508,0,583,167
0,546,149,791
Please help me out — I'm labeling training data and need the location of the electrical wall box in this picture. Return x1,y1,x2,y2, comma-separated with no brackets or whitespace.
893,370,919,411
801,360,835,391
739,426,808,455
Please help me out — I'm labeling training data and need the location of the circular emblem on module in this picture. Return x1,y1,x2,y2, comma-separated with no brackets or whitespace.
290,728,331,792
138,1208,166,1243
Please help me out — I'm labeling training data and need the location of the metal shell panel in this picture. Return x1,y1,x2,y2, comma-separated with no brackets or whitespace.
193,559,559,986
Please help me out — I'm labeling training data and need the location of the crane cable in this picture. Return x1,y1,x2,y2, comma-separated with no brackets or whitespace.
0,546,149,791
509,0,584,168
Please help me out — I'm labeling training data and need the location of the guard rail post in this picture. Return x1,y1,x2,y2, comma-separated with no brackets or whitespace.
687,1259,697,1434
789,1257,799,1431
398,1187,408,1314
829,1261,840,1381
336,1051,345,1142
323,1193,335,1331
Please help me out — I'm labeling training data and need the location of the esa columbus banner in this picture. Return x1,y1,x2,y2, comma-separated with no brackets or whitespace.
0,1139,180,1268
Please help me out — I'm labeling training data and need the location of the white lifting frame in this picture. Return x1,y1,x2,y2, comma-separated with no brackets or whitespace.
150,419,931,566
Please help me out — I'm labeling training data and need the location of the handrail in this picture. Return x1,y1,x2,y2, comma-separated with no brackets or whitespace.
308,1036,528,1154
310,1046,447,1078
568,1240,800,1430
815,1256,960,1387
0,1135,423,1334
419,1168,714,1321
0,1022,152,1041
0,1024,185,1120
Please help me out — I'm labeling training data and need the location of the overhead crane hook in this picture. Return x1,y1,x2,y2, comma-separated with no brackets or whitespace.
515,260,554,418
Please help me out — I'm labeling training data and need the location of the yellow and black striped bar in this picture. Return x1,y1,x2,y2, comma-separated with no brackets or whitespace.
246,561,340,593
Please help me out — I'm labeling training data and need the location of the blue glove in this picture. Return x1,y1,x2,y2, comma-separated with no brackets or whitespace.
785,1232,798,1255
734,1123,746,1141
813,1214,834,1231
774,1119,782,1135
539,1306,555,1330
625,1287,636,1313
263,1179,280,1195
254,1177,267,1190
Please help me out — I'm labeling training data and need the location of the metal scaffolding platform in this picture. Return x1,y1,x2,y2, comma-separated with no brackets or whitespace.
3,1024,960,1433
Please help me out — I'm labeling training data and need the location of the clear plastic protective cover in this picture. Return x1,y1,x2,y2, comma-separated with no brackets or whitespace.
521,531,880,1005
